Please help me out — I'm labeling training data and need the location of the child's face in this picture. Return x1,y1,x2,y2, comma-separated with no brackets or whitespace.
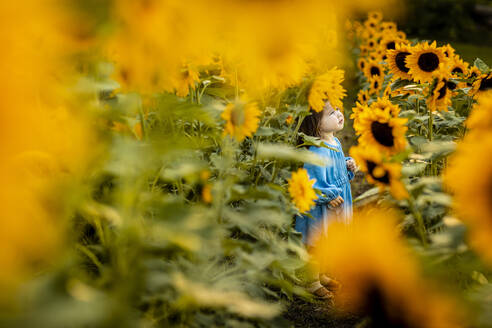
319,101,344,133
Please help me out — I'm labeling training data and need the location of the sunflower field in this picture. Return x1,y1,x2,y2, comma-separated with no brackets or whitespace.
2,1,492,327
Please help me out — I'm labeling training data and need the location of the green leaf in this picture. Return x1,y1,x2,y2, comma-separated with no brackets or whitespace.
390,78,414,91
256,143,332,166
297,133,339,151
401,162,427,177
420,140,456,159
474,58,490,74
255,126,287,137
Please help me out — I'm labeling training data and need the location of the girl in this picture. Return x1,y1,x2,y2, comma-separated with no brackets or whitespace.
295,100,358,299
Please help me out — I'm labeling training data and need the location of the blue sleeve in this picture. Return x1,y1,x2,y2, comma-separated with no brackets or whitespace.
345,156,355,181
304,161,342,204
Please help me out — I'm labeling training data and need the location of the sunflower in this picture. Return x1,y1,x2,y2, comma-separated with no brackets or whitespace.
379,34,406,53
355,106,408,155
221,99,261,142
444,131,492,265
441,44,456,58
427,78,452,111
380,21,397,33
357,57,367,71
364,60,384,80
365,37,379,51
396,30,406,40
368,75,384,95
449,56,469,90
471,72,492,98
171,64,201,97
308,67,347,112
466,66,482,89
370,96,401,117
368,11,383,22
406,42,449,83
359,45,369,57
386,43,412,80
350,145,408,199
288,168,318,213
364,18,380,31
383,86,391,98
357,89,371,104
350,101,370,132
312,207,463,328
466,92,492,131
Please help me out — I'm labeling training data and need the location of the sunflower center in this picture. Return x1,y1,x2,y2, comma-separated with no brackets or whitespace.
479,76,492,92
370,66,381,76
370,121,395,147
437,81,447,99
373,80,379,89
446,80,457,91
452,67,463,75
230,106,245,126
367,161,390,184
386,41,396,50
417,52,440,72
395,52,410,73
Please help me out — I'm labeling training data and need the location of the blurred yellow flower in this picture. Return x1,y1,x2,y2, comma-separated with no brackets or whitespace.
171,64,201,97
221,100,261,142
311,207,464,328
466,92,492,131
0,0,97,297
288,168,318,213
308,67,347,112
444,130,492,265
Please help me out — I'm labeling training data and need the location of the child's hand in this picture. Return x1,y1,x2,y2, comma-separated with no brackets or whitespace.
328,196,344,208
346,158,358,173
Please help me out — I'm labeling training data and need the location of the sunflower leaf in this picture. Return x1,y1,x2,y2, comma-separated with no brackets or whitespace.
297,133,340,152
474,58,490,74
256,143,332,166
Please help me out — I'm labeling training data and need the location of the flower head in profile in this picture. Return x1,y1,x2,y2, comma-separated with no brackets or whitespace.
221,99,261,142
427,78,452,111
350,145,408,200
308,67,347,112
288,168,318,213
387,43,412,80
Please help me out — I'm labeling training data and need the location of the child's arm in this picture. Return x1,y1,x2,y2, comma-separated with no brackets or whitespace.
345,156,358,180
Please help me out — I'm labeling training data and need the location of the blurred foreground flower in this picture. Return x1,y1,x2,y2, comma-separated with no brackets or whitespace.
312,207,464,328
288,168,318,213
221,99,261,142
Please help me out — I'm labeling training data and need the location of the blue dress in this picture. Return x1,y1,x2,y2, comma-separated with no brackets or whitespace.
294,137,354,246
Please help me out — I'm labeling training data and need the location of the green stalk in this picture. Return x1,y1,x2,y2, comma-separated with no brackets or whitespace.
428,108,436,175
407,195,428,247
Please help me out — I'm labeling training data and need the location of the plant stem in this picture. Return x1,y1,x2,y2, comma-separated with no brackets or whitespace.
428,108,436,175
407,195,428,247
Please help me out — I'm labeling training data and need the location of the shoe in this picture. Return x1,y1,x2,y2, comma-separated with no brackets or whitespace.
319,274,341,292
306,280,334,300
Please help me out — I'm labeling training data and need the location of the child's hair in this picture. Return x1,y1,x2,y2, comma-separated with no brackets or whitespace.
297,108,324,147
